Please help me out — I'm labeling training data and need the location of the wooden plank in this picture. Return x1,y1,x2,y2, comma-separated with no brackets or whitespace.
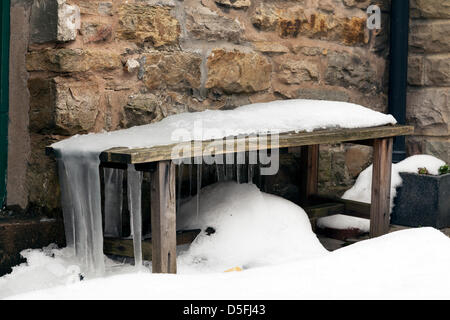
370,138,393,238
299,145,319,205
304,202,345,219
151,160,177,274
342,199,371,219
103,229,200,260
309,195,371,219
98,125,414,164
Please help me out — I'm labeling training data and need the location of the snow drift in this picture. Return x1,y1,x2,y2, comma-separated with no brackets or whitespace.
317,155,446,231
5,228,450,300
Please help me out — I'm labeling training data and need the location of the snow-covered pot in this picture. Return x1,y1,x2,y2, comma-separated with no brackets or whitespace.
391,172,450,228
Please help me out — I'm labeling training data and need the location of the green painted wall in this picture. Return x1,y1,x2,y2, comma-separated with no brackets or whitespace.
0,0,10,206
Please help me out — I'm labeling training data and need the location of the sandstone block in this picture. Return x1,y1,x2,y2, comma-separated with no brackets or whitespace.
325,51,379,93
28,77,100,135
251,4,367,45
345,145,372,178
26,49,122,73
407,88,449,136
410,21,450,54
123,92,194,127
117,4,180,47
185,6,243,43
253,41,289,54
30,0,80,43
411,0,450,19
277,58,320,84
206,49,271,93
142,52,202,91
424,54,450,87
80,22,112,43
408,55,425,86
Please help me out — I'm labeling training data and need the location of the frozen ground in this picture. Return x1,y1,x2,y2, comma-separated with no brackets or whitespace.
1,182,450,300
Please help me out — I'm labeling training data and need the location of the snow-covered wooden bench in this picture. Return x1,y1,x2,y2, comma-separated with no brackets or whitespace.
45,99,415,275
92,124,413,273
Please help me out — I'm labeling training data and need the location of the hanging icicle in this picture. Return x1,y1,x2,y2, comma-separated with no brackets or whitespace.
127,165,143,268
58,157,105,275
196,162,202,221
103,168,124,238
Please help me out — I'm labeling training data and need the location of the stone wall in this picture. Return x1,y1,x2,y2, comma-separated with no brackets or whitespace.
407,0,450,164
12,0,392,214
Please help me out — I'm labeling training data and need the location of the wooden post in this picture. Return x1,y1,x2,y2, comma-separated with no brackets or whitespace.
151,160,177,273
370,138,393,238
300,145,319,205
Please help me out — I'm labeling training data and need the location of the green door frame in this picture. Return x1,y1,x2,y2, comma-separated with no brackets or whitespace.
0,0,10,207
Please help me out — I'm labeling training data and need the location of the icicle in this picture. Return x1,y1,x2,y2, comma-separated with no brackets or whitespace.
128,165,143,268
226,164,233,181
57,160,75,248
236,152,244,184
189,164,193,196
236,164,241,184
196,162,202,221
216,163,225,182
61,157,105,275
103,168,123,238
248,164,254,184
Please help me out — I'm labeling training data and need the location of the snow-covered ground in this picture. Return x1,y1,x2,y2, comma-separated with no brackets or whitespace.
1,182,450,300
3,228,450,300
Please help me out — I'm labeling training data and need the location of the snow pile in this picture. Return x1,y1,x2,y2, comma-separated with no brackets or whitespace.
52,99,397,156
6,228,450,300
0,244,147,299
177,182,327,272
318,155,446,231
342,154,446,207
316,214,370,233
0,182,325,298
0,245,81,299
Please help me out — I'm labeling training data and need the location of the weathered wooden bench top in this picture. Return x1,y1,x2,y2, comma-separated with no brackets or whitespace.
97,125,414,164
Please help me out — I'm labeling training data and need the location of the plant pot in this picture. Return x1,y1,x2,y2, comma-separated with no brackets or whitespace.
391,172,450,228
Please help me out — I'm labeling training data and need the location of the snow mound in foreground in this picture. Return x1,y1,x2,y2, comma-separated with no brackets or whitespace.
8,228,450,300
342,154,446,208
177,182,327,272
0,182,325,298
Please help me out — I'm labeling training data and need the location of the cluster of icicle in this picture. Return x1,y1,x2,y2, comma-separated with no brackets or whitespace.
57,151,262,276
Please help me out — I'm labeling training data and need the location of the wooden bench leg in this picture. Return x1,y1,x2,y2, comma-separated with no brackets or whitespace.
300,145,319,206
370,138,393,238
151,160,177,274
